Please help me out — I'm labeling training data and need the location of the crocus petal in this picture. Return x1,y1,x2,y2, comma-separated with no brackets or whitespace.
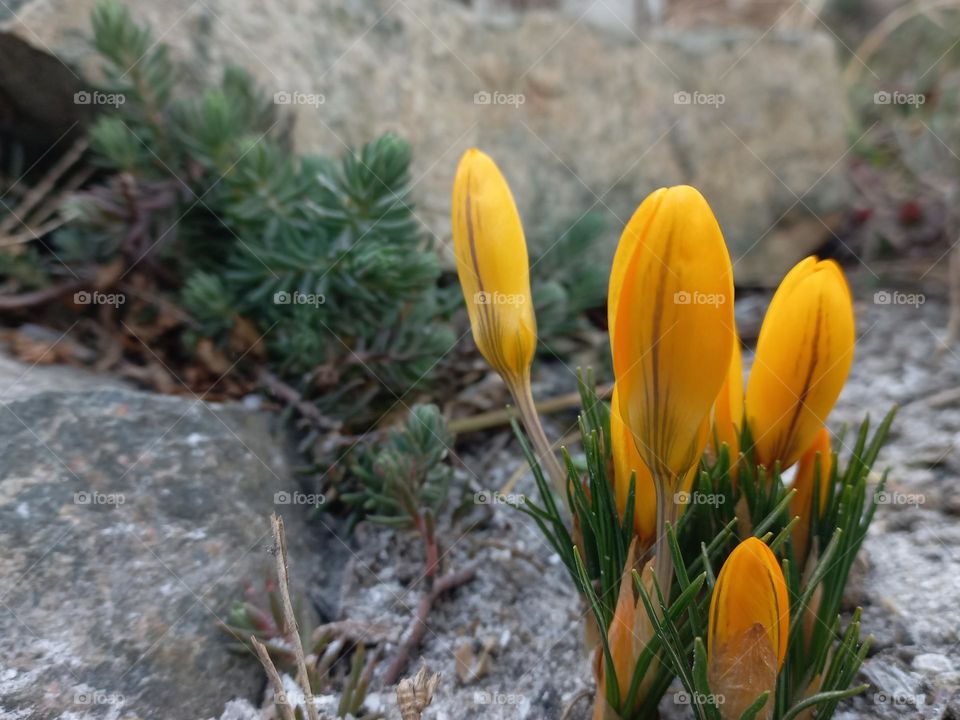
790,427,833,561
711,337,744,462
611,384,657,544
451,149,536,382
610,186,735,482
745,257,854,470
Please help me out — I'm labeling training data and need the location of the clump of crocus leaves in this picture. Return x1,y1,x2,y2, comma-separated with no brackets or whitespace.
451,149,895,720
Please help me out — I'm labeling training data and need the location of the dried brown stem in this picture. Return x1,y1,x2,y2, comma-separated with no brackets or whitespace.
250,635,296,720
447,382,614,435
0,136,90,237
0,278,87,310
261,370,341,431
383,565,477,685
560,688,593,720
270,513,320,720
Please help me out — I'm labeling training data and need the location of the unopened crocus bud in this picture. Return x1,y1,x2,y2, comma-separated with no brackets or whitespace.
745,257,854,471
609,185,735,483
609,185,735,595
451,148,536,384
790,427,833,564
451,150,566,490
708,537,789,720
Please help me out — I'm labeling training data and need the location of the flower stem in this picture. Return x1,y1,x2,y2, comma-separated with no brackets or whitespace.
653,473,679,611
510,375,568,495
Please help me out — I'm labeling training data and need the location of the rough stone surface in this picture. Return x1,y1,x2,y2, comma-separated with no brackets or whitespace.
2,0,850,285
0,387,320,720
0,351,133,401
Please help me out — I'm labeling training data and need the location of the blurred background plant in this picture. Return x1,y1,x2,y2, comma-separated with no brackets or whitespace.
0,0,460,429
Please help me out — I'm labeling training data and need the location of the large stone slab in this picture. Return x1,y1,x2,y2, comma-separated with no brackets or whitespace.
0,386,320,719
1,0,850,286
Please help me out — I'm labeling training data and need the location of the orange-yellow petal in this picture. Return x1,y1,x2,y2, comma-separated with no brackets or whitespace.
611,384,657,544
745,257,854,470
610,186,735,482
711,337,744,462
451,149,536,382
790,427,833,561
708,537,789,670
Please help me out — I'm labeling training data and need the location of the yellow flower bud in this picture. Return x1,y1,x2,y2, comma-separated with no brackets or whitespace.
708,537,789,720
745,257,854,471
609,185,735,483
790,427,832,562
711,338,744,464
451,149,536,383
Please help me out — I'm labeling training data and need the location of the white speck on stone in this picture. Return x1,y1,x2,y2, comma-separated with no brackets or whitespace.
912,653,952,675
14,502,28,518
185,433,206,447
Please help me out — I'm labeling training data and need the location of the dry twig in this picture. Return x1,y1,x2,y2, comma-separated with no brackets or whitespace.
383,566,477,685
250,514,320,720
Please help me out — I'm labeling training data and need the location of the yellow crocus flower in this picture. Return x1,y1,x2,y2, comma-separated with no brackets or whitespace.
450,149,565,490
790,427,833,563
610,185,735,482
708,537,789,720
451,148,536,384
745,257,854,471
609,185,735,593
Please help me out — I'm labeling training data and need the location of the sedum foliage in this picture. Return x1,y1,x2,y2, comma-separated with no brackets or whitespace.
343,404,456,529
34,0,458,426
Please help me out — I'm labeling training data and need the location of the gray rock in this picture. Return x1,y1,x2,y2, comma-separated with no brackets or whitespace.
0,351,133,402
0,388,318,719
1,0,850,286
